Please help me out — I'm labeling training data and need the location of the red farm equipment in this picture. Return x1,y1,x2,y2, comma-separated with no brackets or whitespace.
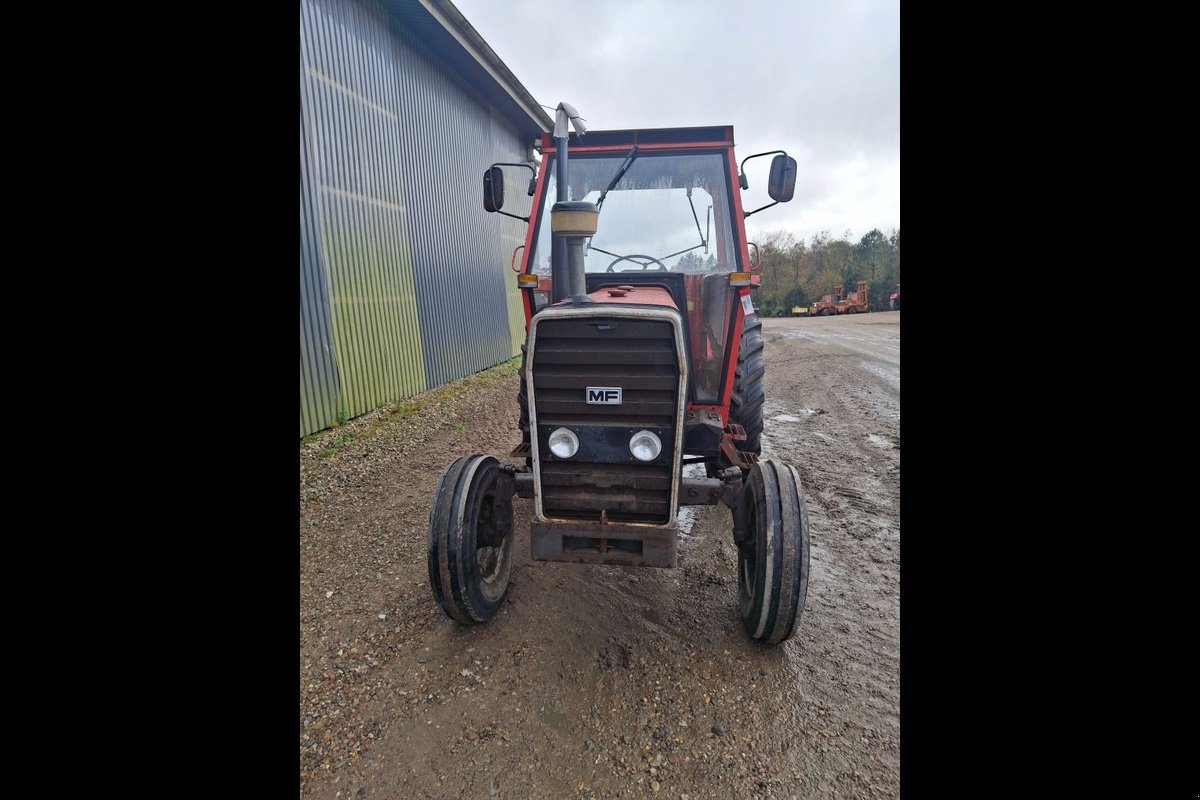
427,106,811,644
810,284,843,316
837,280,871,314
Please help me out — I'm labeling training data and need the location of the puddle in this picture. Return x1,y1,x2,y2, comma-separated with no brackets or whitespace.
677,505,701,538
861,361,900,390
772,408,821,423
676,463,707,538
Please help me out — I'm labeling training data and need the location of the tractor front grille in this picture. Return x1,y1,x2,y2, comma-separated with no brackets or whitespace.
530,316,682,524
539,462,672,521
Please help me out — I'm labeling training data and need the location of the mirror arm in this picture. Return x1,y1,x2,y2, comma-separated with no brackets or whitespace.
493,162,537,177
743,200,780,219
737,150,787,188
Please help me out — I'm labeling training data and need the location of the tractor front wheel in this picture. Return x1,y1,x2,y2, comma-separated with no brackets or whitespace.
734,459,810,645
428,455,515,624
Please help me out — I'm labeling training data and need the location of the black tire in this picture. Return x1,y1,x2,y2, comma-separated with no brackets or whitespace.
734,459,810,644
846,307,857,314
708,314,765,477
427,455,515,624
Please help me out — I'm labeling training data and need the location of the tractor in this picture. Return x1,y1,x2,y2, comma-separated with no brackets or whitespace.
810,285,844,316
427,105,811,644
837,280,871,314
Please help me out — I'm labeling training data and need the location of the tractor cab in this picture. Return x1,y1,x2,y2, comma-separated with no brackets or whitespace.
505,127,794,411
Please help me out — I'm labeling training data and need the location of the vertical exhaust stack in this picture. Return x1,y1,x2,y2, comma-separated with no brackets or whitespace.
552,103,593,305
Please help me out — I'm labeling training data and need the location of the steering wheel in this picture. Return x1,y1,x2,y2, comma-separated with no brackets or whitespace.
606,254,669,272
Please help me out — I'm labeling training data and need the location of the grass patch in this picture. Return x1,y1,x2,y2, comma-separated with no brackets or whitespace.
302,356,521,459
317,430,356,459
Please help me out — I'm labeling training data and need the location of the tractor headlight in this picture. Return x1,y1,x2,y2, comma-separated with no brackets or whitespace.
629,430,662,462
548,427,580,459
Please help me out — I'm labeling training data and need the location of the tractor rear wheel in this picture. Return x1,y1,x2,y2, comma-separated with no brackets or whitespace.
427,454,515,624
707,314,764,477
734,459,810,644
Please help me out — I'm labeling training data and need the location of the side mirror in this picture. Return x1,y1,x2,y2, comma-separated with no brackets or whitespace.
739,149,796,219
484,167,504,212
768,155,797,202
483,162,537,222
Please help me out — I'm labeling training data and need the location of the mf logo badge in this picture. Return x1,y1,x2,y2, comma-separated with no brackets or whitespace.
586,387,622,405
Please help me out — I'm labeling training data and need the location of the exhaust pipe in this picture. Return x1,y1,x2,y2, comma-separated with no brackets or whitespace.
552,103,595,306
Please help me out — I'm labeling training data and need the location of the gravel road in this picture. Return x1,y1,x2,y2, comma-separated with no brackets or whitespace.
300,310,901,799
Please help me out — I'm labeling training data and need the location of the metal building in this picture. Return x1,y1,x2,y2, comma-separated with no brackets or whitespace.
300,0,551,437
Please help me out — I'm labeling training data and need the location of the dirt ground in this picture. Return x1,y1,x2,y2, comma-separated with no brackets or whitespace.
299,310,900,799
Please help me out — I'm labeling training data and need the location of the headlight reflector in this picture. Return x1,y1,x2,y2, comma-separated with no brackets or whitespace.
629,430,662,462
548,427,580,459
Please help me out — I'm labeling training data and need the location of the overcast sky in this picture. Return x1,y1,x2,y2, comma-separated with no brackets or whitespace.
452,0,899,247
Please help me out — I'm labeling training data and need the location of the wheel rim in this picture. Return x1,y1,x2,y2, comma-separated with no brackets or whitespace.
740,555,754,600
474,486,509,586
739,500,758,604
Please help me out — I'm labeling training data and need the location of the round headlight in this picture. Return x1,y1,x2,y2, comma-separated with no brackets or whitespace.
548,427,580,459
629,430,662,462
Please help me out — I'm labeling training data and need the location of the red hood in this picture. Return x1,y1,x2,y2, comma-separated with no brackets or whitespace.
576,284,679,310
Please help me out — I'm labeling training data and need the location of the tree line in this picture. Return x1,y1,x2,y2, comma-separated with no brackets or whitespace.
748,227,900,316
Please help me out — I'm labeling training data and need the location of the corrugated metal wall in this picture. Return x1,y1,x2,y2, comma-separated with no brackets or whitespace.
300,114,342,437
300,0,533,437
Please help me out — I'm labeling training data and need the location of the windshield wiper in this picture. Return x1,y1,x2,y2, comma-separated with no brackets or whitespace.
686,186,708,254
595,146,638,212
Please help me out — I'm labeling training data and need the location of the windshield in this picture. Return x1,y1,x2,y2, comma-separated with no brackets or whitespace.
530,151,738,275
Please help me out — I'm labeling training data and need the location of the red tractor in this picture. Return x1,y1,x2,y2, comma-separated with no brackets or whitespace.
837,280,871,314
428,108,811,644
810,284,844,316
